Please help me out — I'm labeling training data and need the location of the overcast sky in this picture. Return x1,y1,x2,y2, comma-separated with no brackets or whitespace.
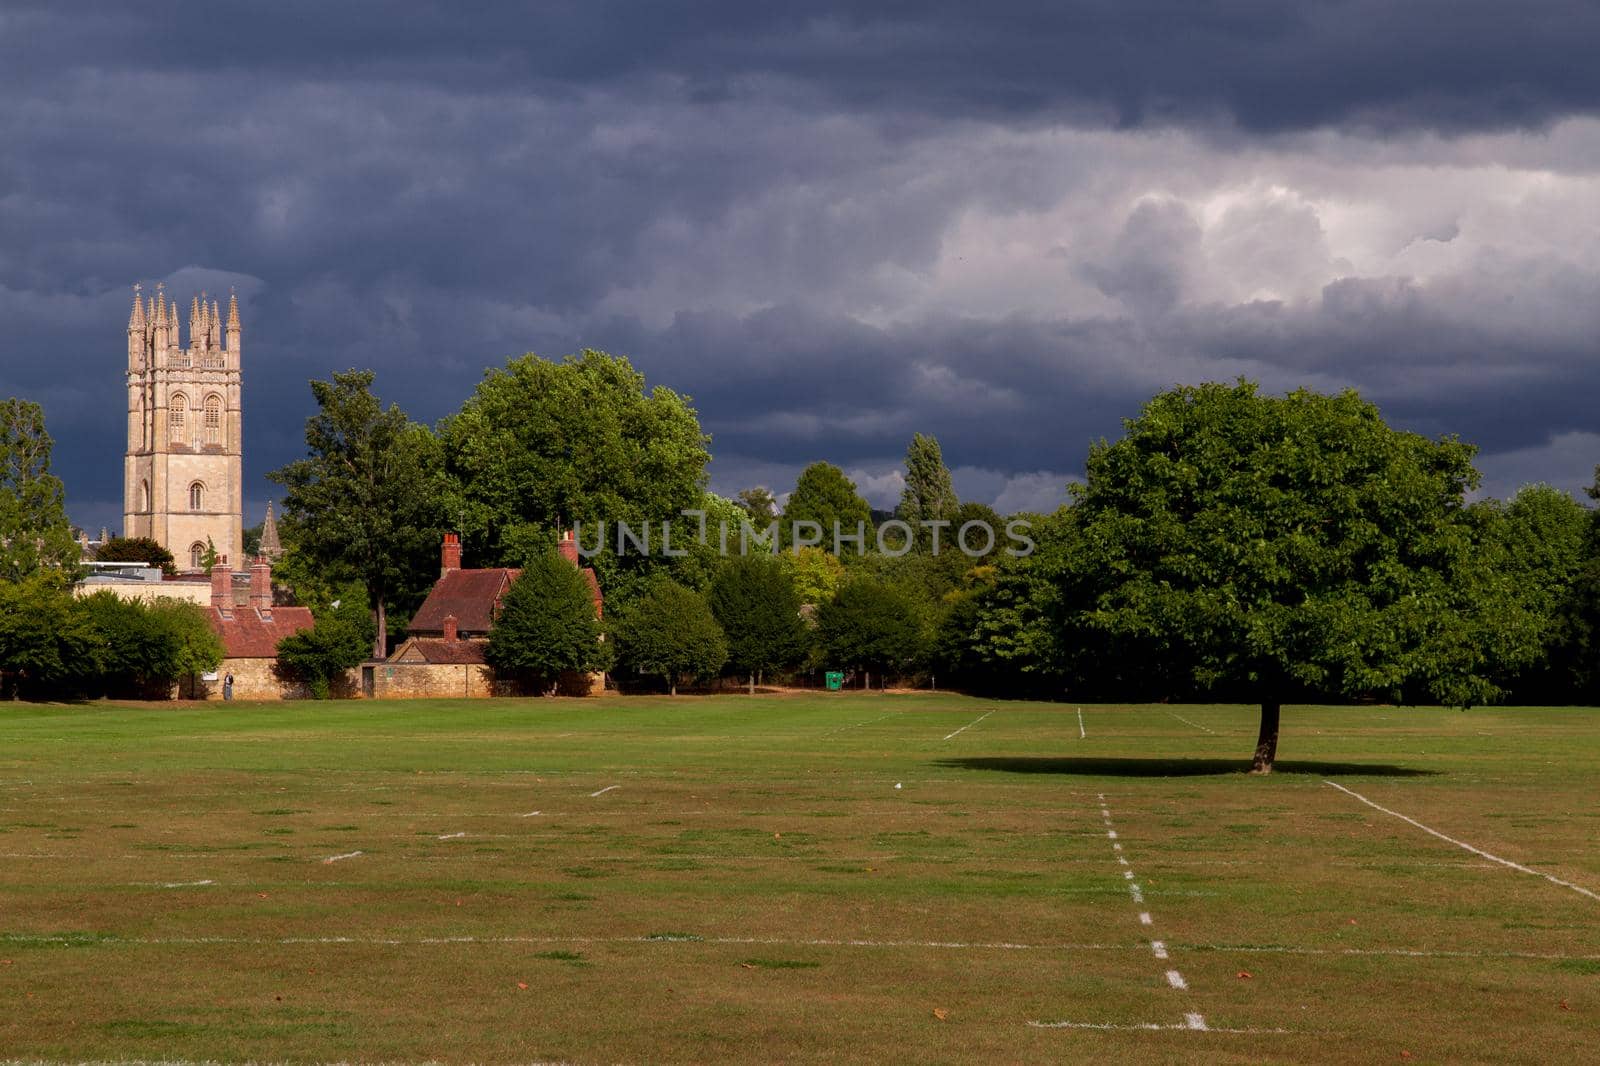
5,1,1599,533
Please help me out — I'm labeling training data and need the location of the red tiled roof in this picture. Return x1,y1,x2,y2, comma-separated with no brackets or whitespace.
208,606,315,659
396,638,489,665
410,568,519,635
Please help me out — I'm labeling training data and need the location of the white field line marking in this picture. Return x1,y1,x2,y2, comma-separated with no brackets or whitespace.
1139,912,1153,926
437,832,466,840
1165,969,1188,990
589,785,620,797
943,709,994,741
159,880,214,888
321,850,363,864
1077,708,1086,738
1129,883,1143,904
1029,1019,1287,1034
1167,712,1217,735
820,711,902,737
1123,870,1134,880
1106,830,1117,839
517,811,542,817
1324,780,1600,903
1151,941,1168,959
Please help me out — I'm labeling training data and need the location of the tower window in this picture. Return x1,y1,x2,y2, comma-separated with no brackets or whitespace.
190,542,205,570
203,394,223,446
189,482,204,510
168,393,187,446
140,479,150,513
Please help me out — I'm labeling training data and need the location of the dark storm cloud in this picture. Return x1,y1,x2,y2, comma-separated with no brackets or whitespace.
3,1,1599,532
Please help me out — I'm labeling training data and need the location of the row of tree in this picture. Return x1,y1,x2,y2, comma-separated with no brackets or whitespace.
0,579,223,699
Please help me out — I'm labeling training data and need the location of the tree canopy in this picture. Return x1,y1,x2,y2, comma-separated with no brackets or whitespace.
486,550,610,692
442,350,710,566
0,399,79,582
96,536,176,577
269,370,447,658
1070,380,1528,772
708,553,809,692
783,462,871,549
613,579,727,695
815,578,924,687
897,433,959,533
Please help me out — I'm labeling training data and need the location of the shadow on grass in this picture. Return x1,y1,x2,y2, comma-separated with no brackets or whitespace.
936,756,1438,778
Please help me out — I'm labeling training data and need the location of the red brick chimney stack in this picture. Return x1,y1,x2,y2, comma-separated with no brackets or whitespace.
557,528,579,566
250,555,273,617
443,614,458,643
210,556,232,617
441,533,462,577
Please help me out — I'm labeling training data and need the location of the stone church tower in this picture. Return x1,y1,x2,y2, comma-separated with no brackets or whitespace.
123,284,243,571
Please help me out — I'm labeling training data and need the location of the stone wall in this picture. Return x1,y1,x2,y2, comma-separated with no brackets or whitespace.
180,657,359,701
369,661,499,699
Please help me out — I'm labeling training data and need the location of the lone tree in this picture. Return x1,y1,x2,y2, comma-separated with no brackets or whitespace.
816,578,924,689
270,370,446,658
708,553,809,693
276,599,373,699
486,549,609,694
614,580,727,696
1072,381,1525,773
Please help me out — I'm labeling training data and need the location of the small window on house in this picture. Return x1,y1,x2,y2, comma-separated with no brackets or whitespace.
189,482,204,510
168,393,187,446
203,394,223,446
190,542,205,570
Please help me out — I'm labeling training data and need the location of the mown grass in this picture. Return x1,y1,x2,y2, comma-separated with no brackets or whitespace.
0,693,1597,1063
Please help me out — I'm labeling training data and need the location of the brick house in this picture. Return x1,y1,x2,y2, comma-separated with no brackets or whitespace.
369,532,603,698
182,555,320,700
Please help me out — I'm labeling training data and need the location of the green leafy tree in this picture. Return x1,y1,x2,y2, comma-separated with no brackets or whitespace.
780,545,845,605
275,599,374,699
442,350,710,567
708,554,809,692
270,370,447,658
782,462,871,550
736,486,778,525
486,550,610,693
0,577,95,699
149,600,225,687
74,592,182,697
613,580,727,695
815,578,924,688
198,537,220,572
1070,381,1528,773
897,433,959,536
95,536,176,577
0,399,79,581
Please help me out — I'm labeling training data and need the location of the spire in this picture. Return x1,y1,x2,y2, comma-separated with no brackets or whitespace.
146,296,156,333
259,502,283,562
210,299,221,347
226,290,240,329
128,284,145,331
190,294,202,344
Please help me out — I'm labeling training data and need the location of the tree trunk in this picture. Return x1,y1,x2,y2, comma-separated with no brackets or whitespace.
1252,700,1281,774
749,671,755,695
864,670,871,690
669,676,677,697
372,595,387,661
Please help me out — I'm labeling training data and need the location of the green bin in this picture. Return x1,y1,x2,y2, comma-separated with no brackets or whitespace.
824,671,844,691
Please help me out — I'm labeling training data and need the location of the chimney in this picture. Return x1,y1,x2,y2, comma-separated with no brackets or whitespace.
210,556,232,616
250,555,273,617
443,614,458,643
441,532,462,576
557,527,579,565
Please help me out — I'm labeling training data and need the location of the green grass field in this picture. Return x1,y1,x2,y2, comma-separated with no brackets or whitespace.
2,693,1597,1064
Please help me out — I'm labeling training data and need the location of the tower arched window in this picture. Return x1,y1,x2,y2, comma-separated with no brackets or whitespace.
168,393,188,447
203,394,223,446
189,482,205,510
140,480,150,513
190,542,206,570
